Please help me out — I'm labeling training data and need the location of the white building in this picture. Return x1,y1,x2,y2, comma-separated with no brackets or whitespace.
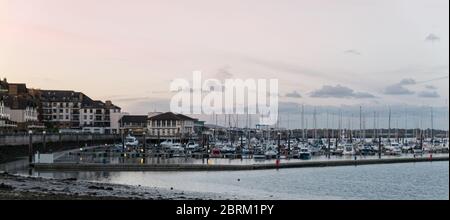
147,112,196,137
0,100,9,120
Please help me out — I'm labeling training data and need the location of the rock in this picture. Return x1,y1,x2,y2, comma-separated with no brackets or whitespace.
0,183,15,191
88,185,102,190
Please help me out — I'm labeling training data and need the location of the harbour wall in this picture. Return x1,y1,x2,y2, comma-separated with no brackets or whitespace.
32,155,449,172
0,134,119,147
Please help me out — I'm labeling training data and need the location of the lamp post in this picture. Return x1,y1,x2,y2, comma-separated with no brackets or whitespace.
142,131,146,164
28,130,33,164
287,131,291,159
59,130,62,148
157,129,161,163
42,131,46,153
277,132,281,159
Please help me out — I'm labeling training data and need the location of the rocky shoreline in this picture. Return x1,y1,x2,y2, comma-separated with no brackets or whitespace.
0,172,230,200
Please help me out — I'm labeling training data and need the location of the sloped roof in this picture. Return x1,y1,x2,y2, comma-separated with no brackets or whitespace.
119,115,148,124
40,90,83,102
2,95,37,109
148,112,196,121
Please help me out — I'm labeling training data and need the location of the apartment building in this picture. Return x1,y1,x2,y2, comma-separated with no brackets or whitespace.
39,90,83,129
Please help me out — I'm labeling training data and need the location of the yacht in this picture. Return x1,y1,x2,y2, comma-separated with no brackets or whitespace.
265,149,278,159
413,144,423,156
343,143,356,156
125,135,139,148
385,142,402,155
298,147,312,160
186,142,200,151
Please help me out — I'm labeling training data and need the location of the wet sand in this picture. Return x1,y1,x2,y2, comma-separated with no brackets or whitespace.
0,172,231,200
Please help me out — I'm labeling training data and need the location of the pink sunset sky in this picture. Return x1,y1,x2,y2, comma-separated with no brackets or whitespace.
0,0,448,125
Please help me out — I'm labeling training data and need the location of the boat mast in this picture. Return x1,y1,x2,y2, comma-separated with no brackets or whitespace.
404,106,408,144
313,107,317,140
359,106,362,142
388,107,392,143
431,107,434,144
373,111,376,140
301,104,305,142
326,109,329,139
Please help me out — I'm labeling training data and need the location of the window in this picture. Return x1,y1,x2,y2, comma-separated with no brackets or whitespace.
84,115,87,120
89,115,93,120
59,109,63,113
59,115,63,119
90,109,93,113
65,109,69,113
65,115,69,120
84,109,87,113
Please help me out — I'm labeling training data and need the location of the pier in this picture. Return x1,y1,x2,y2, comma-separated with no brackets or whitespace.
32,155,449,172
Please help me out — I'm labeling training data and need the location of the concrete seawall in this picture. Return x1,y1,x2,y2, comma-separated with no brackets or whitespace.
32,156,449,172
0,134,118,146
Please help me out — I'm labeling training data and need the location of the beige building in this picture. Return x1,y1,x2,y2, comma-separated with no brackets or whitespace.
147,112,196,137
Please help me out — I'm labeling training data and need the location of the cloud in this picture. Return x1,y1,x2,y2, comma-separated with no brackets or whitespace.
425,33,440,42
344,50,361,55
418,90,440,98
399,78,416,85
384,84,415,95
384,78,416,95
216,66,234,80
425,85,437,90
285,91,302,98
239,55,322,77
310,85,375,99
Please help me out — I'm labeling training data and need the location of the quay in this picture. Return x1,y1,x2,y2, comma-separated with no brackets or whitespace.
32,155,449,172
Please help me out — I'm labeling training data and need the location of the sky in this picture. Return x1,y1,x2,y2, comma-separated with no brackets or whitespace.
0,0,449,129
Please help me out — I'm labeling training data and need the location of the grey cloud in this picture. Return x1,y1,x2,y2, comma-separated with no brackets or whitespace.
344,50,361,55
384,78,416,95
310,85,375,99
399,78,416,85
216,66,233,80
240,55,322,77
285,91,302,98
384,84,415,95
425,33,440,42
418,90,440,98
425,85,437,90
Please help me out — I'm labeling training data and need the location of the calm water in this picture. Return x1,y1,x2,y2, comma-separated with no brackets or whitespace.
19,161,449,200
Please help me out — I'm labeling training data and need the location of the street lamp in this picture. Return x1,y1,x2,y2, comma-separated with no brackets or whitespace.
28,130,33,164
43,131,46,153
58,130,62,148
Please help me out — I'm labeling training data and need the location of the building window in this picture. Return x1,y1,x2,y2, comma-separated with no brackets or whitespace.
84,109,87,113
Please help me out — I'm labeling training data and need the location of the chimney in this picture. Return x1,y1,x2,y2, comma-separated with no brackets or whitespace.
105,100,112,107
